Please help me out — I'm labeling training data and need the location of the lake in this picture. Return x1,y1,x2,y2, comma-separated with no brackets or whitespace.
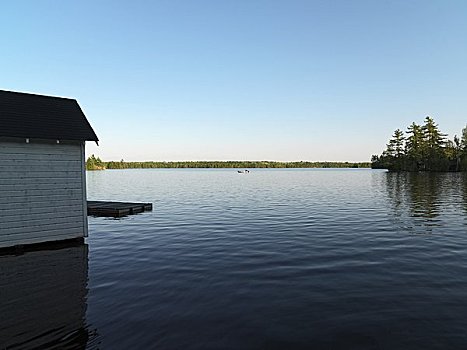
1,169,467,349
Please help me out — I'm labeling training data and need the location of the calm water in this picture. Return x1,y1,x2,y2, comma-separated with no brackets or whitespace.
2,169,467,349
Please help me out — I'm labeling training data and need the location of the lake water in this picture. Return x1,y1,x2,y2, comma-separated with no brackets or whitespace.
1,169,467,349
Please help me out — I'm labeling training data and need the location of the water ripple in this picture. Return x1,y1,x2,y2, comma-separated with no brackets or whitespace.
2,170,467,349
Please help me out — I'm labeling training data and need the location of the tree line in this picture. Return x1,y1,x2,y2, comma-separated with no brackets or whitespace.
371,116,467,171
86,154,106,170
86,158,371,170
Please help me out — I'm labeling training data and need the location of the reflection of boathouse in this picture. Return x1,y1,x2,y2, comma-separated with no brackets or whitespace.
0,242,92,348
0,90,98,248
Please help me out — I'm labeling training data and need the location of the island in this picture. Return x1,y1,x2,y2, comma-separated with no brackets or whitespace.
371,117,467,172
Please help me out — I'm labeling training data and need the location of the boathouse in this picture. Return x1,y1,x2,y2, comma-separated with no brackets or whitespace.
0,90,98,248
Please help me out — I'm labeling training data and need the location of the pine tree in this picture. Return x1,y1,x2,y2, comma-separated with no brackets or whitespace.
405,122,423,170
461,125,467,153
373,117,465,172
422,116,447,170
461,125,467,170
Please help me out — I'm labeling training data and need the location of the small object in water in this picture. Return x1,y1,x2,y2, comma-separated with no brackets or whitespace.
87,201,153,217
237,170,244,173
245,169,250,173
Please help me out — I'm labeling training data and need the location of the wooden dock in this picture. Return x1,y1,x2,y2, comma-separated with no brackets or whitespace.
87,201,153,217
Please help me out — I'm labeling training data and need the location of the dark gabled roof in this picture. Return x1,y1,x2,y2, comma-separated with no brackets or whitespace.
0,90,99,142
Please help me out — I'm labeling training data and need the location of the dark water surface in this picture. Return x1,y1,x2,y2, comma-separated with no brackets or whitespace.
2,169,467,349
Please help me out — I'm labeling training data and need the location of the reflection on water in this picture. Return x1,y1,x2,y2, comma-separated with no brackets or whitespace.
3,170,466,349
385,172,467,232
0,241,98,349
83,169,467,349
462,173,467,216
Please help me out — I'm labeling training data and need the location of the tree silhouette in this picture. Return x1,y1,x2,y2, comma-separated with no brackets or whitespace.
372,118,467,172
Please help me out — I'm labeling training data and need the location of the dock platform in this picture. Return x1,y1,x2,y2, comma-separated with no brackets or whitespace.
87,201,153,217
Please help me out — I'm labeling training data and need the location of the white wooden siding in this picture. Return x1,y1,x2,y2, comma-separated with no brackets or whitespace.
0,140,86,247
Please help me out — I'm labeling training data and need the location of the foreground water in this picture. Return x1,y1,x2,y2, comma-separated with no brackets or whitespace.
1,169,467,349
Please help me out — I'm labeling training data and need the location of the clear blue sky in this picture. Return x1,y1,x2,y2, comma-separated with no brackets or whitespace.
2,0,467,162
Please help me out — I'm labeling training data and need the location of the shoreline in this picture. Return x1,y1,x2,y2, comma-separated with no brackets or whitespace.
87,160,371,170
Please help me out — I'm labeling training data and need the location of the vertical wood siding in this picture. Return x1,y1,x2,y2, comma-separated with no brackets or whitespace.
0,141,86,247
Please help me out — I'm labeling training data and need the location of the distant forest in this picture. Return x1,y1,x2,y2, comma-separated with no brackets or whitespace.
372,117,467,172
86,156,370,171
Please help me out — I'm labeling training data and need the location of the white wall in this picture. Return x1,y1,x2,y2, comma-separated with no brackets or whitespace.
0,139,87,248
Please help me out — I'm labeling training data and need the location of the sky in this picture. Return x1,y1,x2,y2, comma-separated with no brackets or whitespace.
2,0,467,162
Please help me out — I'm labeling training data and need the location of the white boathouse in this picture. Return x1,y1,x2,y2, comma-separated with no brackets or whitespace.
0,90,98,248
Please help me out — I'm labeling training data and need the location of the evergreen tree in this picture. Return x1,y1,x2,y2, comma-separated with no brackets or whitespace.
86,154,105,170
372,117,466,172
461,125,467,153
461,125,467,170
405,122,423,170
422,116,447,170
383,129,405,170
